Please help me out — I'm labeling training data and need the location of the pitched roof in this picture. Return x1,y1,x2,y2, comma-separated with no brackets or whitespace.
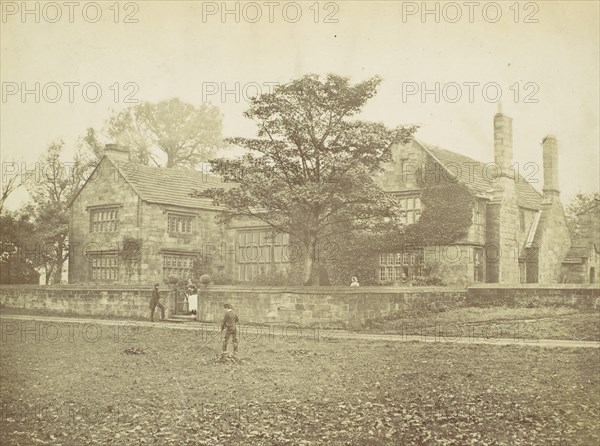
68,156,234,210
111,158,234,210
416,141,544,209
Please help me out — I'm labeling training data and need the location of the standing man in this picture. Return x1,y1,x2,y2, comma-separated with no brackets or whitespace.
221,303,239,354
150,283,165,322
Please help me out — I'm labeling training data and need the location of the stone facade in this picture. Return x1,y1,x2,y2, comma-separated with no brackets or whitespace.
69,157,143,284
375,111,577,285
562,246,598,284
68,156,230,285
562,199,600,284
68,153,287,286
68,111,582,288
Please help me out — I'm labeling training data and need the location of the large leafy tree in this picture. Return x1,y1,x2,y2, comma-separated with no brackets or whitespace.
84,98,225,168
565,192,600,239
192,74,417,285
26,140,92,284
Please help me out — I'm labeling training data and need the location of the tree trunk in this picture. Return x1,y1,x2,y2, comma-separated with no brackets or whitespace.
53,244,65,284
302,235,319,286
166,154,175,168
45,263,54,285
302,239,316,286
54,257,64,284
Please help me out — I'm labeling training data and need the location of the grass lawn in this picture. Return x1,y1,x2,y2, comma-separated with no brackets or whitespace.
360,306,600,342
1,318,599,445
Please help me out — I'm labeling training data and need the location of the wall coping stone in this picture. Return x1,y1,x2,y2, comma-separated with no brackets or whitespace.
468,284,599,290
0,284,465,294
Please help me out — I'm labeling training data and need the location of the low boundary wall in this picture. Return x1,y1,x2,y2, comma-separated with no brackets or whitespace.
4,284,594,327
0,285,466,328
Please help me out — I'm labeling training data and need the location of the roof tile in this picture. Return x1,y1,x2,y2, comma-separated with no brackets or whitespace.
418,142,543,209
112,158,234,210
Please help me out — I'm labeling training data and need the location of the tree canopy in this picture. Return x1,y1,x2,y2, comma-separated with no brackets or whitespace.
192,74,417,285
24,141,92,283
565,192,600,239
84,98,225,168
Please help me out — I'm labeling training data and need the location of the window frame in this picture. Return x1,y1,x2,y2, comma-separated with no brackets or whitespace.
89,206,120,233
88,250,119,281
167,213,194,234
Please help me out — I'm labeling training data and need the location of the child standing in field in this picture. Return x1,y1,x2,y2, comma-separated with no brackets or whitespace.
221,303,239,354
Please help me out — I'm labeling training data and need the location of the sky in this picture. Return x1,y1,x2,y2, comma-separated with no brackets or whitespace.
1,0,599,210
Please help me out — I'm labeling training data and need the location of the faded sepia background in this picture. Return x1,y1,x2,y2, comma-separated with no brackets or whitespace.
1,1,598,207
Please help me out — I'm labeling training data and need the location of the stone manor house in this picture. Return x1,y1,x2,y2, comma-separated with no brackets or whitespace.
68,111,599,286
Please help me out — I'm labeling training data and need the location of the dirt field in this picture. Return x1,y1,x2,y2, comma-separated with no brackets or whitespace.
1,316,599,445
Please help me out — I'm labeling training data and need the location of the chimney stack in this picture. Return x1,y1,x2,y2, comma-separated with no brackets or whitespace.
542,135,559,200
494,110,513,177
104,144,130,163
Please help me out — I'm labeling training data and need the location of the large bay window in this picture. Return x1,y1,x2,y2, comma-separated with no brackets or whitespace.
237,229,289,281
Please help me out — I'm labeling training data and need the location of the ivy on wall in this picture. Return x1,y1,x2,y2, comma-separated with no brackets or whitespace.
119,236,142,262
382,161,475,250
325,158,476,285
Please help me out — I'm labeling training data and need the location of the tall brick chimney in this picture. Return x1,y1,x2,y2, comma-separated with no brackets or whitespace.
494,110,513,177
104,144,130,163
542,135,560,201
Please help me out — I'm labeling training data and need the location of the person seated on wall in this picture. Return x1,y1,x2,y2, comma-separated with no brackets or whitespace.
350,276,360,287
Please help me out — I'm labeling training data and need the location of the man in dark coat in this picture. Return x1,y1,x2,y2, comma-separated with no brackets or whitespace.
221,303,239,353
150,283,165,322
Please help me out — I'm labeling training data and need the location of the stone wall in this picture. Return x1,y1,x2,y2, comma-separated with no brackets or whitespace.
467,284,599,309
0,285,156,319
197,286,466,328
423,244,482,286
137,201,224,283
0,285,466,328
561,262,590,285
69,157,143,283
